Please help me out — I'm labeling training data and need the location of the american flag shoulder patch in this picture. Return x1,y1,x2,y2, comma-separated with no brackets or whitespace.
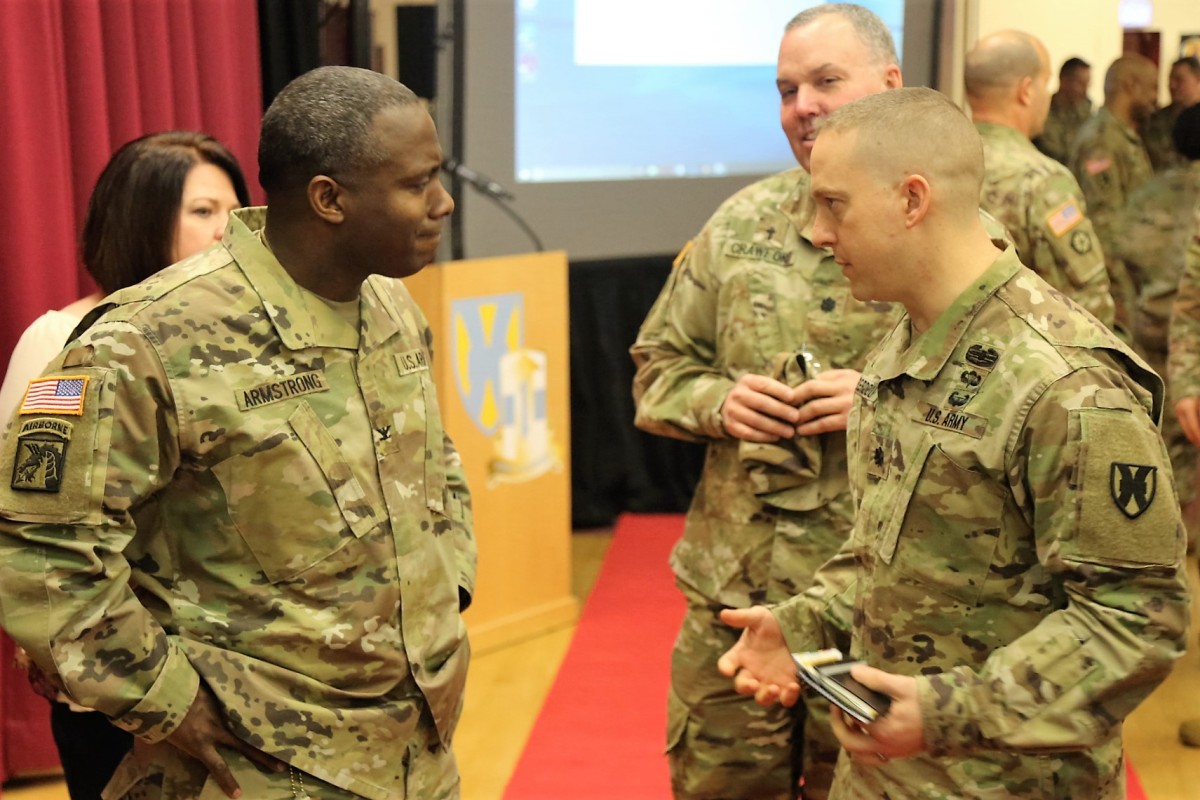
1046,199,1084,237
19,376,90,416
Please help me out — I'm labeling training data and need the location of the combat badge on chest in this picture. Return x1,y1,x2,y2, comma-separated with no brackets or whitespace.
913,343,999,440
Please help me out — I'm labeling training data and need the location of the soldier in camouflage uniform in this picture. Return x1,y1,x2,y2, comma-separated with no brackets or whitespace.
1165,104,1200,749
1070,54,1158,329
0,67,475,799
965,30,1115,329
1033,57,1092,165
631,6,904,798
1141,57,1200,173
720,88,1190,800
1116,104,1200,539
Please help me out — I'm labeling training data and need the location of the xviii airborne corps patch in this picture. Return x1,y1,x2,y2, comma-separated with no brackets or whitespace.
12,418,73,493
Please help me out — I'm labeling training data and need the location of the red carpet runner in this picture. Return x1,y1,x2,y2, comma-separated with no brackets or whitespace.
502,513,1148,799
503,513,684,799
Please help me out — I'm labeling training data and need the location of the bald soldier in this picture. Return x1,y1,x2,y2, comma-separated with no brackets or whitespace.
717,87,1189,799
0,67,474,799
1070,54,1158,327
1034,57,1093,165
964,30,1115,329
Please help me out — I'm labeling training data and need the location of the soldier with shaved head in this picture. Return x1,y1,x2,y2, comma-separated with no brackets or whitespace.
631,4,906,798
717,87,1189,799
1070,54,1158,328
965,29,1114,329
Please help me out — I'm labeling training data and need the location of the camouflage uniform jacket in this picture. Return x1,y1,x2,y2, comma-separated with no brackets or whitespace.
0,208,476,800
976,121,1114,328
1167,189,1200,400
1034,95,1092,165
630,168,899,606
1070,107,1154,259
775,248,1190,799
1142,104,1186,173
1117,161,1200,358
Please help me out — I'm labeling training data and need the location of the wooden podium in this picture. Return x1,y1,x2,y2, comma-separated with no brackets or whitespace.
404,251,577,654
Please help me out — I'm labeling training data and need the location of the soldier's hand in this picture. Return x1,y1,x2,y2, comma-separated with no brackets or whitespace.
792,369,861,436
1177,397,1200,447
721,374,799,442
829,665,925,766
717,607,802,707
163,687,284,798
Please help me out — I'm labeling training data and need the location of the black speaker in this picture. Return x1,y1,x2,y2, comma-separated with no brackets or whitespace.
396,5,437,100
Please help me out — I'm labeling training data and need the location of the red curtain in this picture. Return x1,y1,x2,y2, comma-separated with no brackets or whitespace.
0,0,263,783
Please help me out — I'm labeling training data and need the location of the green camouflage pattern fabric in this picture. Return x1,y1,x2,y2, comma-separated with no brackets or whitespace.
631,167,901,607
1167,191,1200,400
1142,104,1187,173
1070,107,1154,321
632,167,900,799
772,247,1190,799
976,121,1114,328
0,208,475,800
1034,96,1092,165
1115,161,1200,501
739,351,823,504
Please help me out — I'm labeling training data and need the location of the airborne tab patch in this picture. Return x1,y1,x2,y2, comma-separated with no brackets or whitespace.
11,418,74,492
237,371,329,411
20,376,88,416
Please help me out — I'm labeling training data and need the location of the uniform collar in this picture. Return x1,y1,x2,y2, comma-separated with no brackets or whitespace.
778,167,820,244
871,247,1022,383
223,208,379,352
1096,106,1143,145
974,120,1037,152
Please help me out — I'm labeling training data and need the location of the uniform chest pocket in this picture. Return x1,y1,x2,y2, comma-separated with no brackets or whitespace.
212,402,380,583
876,444,1005,607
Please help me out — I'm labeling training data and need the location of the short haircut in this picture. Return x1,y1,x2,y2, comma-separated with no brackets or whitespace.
1174,103,1200,160
258,66,419,194
821,87,984,205
964,31,1044,99
81,131,250,295
785,3,899,67
1060,57,1090,79
1104,54,1156,96
1172,56,1200,80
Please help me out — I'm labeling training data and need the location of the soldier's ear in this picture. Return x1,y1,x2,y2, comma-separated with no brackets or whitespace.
308,175,345,224
1016,75,1035,108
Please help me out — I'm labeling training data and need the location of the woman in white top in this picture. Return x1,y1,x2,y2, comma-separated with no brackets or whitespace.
0,130,248,799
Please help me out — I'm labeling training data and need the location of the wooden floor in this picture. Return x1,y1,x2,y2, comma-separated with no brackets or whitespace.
5,531,1200,800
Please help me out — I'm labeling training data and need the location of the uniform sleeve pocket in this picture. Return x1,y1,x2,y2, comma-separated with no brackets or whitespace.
1070,408,1179,567
213,402,379,583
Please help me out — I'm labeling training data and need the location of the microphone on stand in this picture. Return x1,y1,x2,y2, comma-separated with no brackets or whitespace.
442,158,544,252
442,158,515,201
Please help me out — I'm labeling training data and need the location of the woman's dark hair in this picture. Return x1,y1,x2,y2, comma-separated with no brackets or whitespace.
80,131,250,294
1174,103,1200,161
